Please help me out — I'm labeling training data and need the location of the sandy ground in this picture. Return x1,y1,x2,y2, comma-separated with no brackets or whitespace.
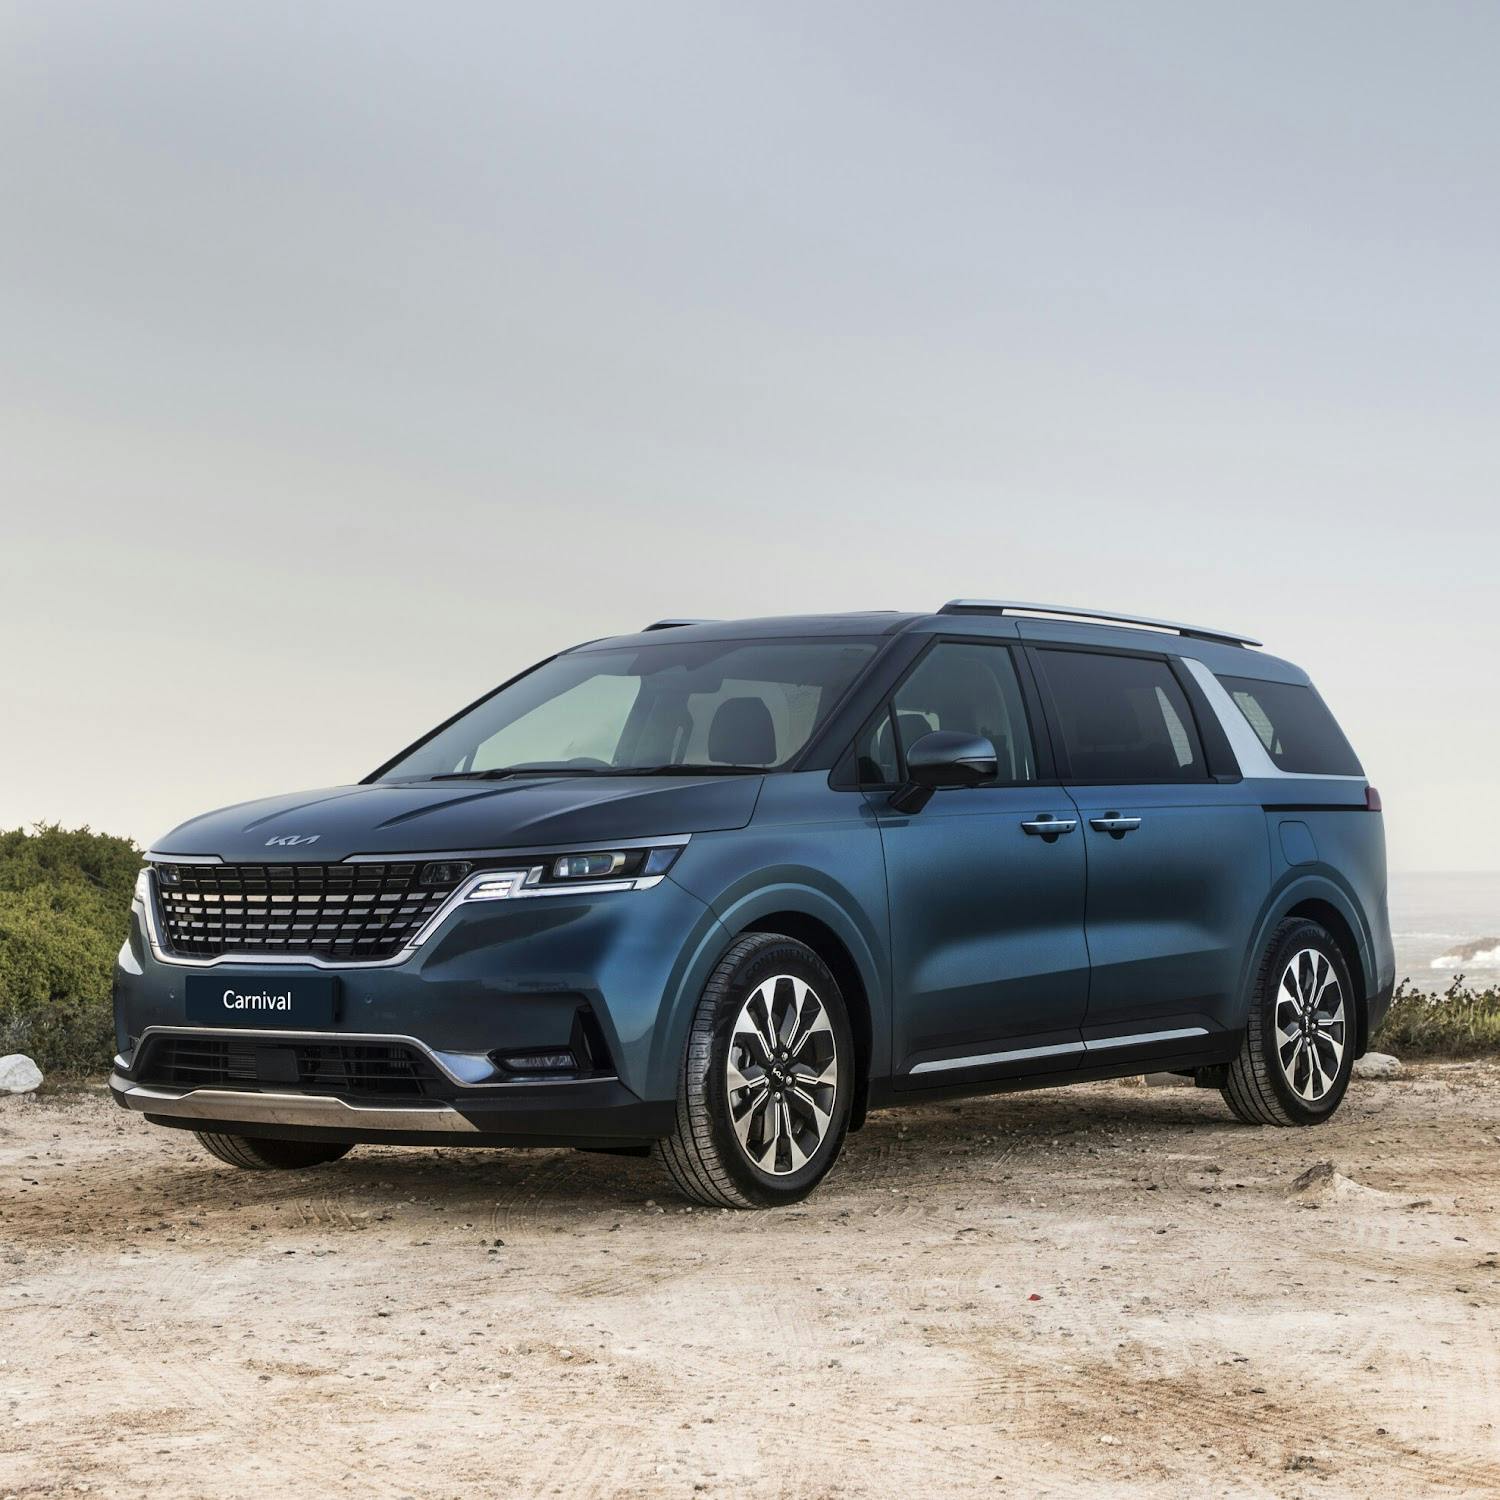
3,1065,1499,1499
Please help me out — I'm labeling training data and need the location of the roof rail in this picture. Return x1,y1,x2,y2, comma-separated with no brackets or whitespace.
937,599,1260,649
642,618,716,632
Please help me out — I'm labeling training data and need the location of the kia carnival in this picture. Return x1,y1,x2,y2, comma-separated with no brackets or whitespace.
111,601,1393,1207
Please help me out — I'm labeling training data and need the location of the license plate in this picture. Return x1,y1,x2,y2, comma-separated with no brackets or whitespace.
185,974,338,1028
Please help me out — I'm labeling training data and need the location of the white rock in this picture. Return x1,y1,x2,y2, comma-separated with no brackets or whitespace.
1353,1052,1402,1080
0,1055,43,1094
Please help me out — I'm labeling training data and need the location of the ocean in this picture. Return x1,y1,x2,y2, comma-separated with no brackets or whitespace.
1389,871,1500,989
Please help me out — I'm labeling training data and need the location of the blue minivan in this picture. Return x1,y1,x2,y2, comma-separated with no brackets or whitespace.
112,601,1393,1207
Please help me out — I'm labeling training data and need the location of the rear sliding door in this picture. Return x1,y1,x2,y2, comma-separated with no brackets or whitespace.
1029,645,1270,1057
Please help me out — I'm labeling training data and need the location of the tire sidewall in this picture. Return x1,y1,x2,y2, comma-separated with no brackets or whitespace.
699,938,854,1206
1255,921,1355,1123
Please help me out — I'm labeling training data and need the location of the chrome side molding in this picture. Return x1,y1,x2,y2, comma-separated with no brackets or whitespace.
907,1026,1210,1077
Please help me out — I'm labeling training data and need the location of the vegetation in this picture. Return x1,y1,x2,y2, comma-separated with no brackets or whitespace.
0,824,142,1075
1373,977,1500,1059
0,825,1495,1076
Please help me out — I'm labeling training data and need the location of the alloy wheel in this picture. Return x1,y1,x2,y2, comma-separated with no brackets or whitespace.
725,974,839,1175
1274,947,1347,1103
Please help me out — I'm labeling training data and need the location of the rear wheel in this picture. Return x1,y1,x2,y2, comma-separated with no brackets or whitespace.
1222,918,1355,1126
655,933,854,1208
195,1132,354,1170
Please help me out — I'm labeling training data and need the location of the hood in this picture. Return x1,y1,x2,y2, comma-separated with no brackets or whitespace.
149,775,764,862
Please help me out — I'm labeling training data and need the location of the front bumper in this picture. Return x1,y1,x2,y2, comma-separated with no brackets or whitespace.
113,866,728,1145
109,1059,674,1147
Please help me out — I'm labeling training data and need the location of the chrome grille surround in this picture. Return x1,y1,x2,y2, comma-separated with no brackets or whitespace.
151,861,462,962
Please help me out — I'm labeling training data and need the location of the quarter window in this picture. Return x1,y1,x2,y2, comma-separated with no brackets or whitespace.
1216,675,1363,776
1039,650,1205,782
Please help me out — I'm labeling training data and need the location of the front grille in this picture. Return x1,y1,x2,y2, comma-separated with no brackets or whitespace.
152,862,463,961
136,1036,444,1099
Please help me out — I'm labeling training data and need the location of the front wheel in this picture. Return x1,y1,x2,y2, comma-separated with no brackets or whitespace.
655,933,854,1208
195,1132,354,1170
1222,918,1355,1126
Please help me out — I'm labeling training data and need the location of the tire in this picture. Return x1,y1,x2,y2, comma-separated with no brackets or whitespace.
1221,918,1356,1126
195,1132,354,1170
654,932,855,1209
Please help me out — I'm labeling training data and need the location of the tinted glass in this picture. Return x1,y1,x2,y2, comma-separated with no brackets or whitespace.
381,639,877,778
857,641,1036,785
1217,675,1363,776
1040,650,1204,782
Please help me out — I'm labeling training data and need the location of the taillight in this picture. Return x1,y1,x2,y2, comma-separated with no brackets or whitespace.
1365,786,1382,812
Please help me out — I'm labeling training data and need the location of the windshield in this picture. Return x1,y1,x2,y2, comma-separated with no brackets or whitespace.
378,638,880,780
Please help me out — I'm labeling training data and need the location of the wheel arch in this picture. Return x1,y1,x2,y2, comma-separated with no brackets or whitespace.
737,910,875,1131
1243,874,1375,1057
1282,897,1370,1056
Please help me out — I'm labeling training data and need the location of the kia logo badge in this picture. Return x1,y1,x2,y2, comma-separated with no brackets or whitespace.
264,834,321,847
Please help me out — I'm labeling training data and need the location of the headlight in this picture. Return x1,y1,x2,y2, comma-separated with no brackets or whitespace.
458,844,682,904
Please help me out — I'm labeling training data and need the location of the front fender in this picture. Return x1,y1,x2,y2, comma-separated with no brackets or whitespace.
660,823,892,1089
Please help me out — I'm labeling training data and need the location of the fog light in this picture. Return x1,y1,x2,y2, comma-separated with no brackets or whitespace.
496,1050,577,1074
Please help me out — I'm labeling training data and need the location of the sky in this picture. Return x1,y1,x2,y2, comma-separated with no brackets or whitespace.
1,1,1496,871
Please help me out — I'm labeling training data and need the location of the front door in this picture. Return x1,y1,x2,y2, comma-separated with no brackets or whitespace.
861,639,1090,1087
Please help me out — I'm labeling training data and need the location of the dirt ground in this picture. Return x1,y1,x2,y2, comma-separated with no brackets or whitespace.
3,1065,1498,1499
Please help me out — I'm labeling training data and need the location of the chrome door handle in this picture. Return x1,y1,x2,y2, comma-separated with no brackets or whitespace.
1021,817,1077,837
1090,814,1142,835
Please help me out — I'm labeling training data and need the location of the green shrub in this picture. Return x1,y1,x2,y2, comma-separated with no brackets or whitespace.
0,824,142,1074
1374,977,1500,1059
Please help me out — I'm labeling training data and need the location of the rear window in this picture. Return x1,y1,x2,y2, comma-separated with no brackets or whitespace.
1216,676,1363,776
1038,649,1205,782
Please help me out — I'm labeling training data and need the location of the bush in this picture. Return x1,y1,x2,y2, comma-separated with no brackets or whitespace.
1374,977,1500,1059
0,824,142,1075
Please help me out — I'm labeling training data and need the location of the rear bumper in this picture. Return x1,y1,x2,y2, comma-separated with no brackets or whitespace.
109,1065,675,1148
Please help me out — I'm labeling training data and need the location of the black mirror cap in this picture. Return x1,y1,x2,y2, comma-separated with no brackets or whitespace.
904,730,998,789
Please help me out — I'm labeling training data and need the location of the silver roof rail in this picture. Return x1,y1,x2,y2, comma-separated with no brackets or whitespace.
642,618,716,632
937,599,1261,649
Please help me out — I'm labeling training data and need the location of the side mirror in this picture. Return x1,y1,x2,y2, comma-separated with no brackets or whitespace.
890,731,998,813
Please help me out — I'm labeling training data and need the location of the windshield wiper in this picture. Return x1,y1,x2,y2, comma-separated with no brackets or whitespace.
426,768,571,781
616,765,768,776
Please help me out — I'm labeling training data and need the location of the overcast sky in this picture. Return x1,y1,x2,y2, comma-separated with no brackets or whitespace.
1,2,1496,870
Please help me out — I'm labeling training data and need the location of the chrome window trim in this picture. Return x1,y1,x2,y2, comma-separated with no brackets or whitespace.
122,1025,616,1089
135,839,685,970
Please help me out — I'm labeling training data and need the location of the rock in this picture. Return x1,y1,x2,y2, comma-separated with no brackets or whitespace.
1287,1160,1426,1209
1143,1072,1194,1089
1353,1052,1402,1080
1287,1161,1387,1205
0,1054,43,1094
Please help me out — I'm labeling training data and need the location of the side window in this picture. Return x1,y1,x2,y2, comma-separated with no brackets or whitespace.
1039,650,1205,782
855,642,1037,785
1216,675,1363,776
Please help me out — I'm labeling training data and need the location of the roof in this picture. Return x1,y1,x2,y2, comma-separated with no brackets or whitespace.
569,604,1308,682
